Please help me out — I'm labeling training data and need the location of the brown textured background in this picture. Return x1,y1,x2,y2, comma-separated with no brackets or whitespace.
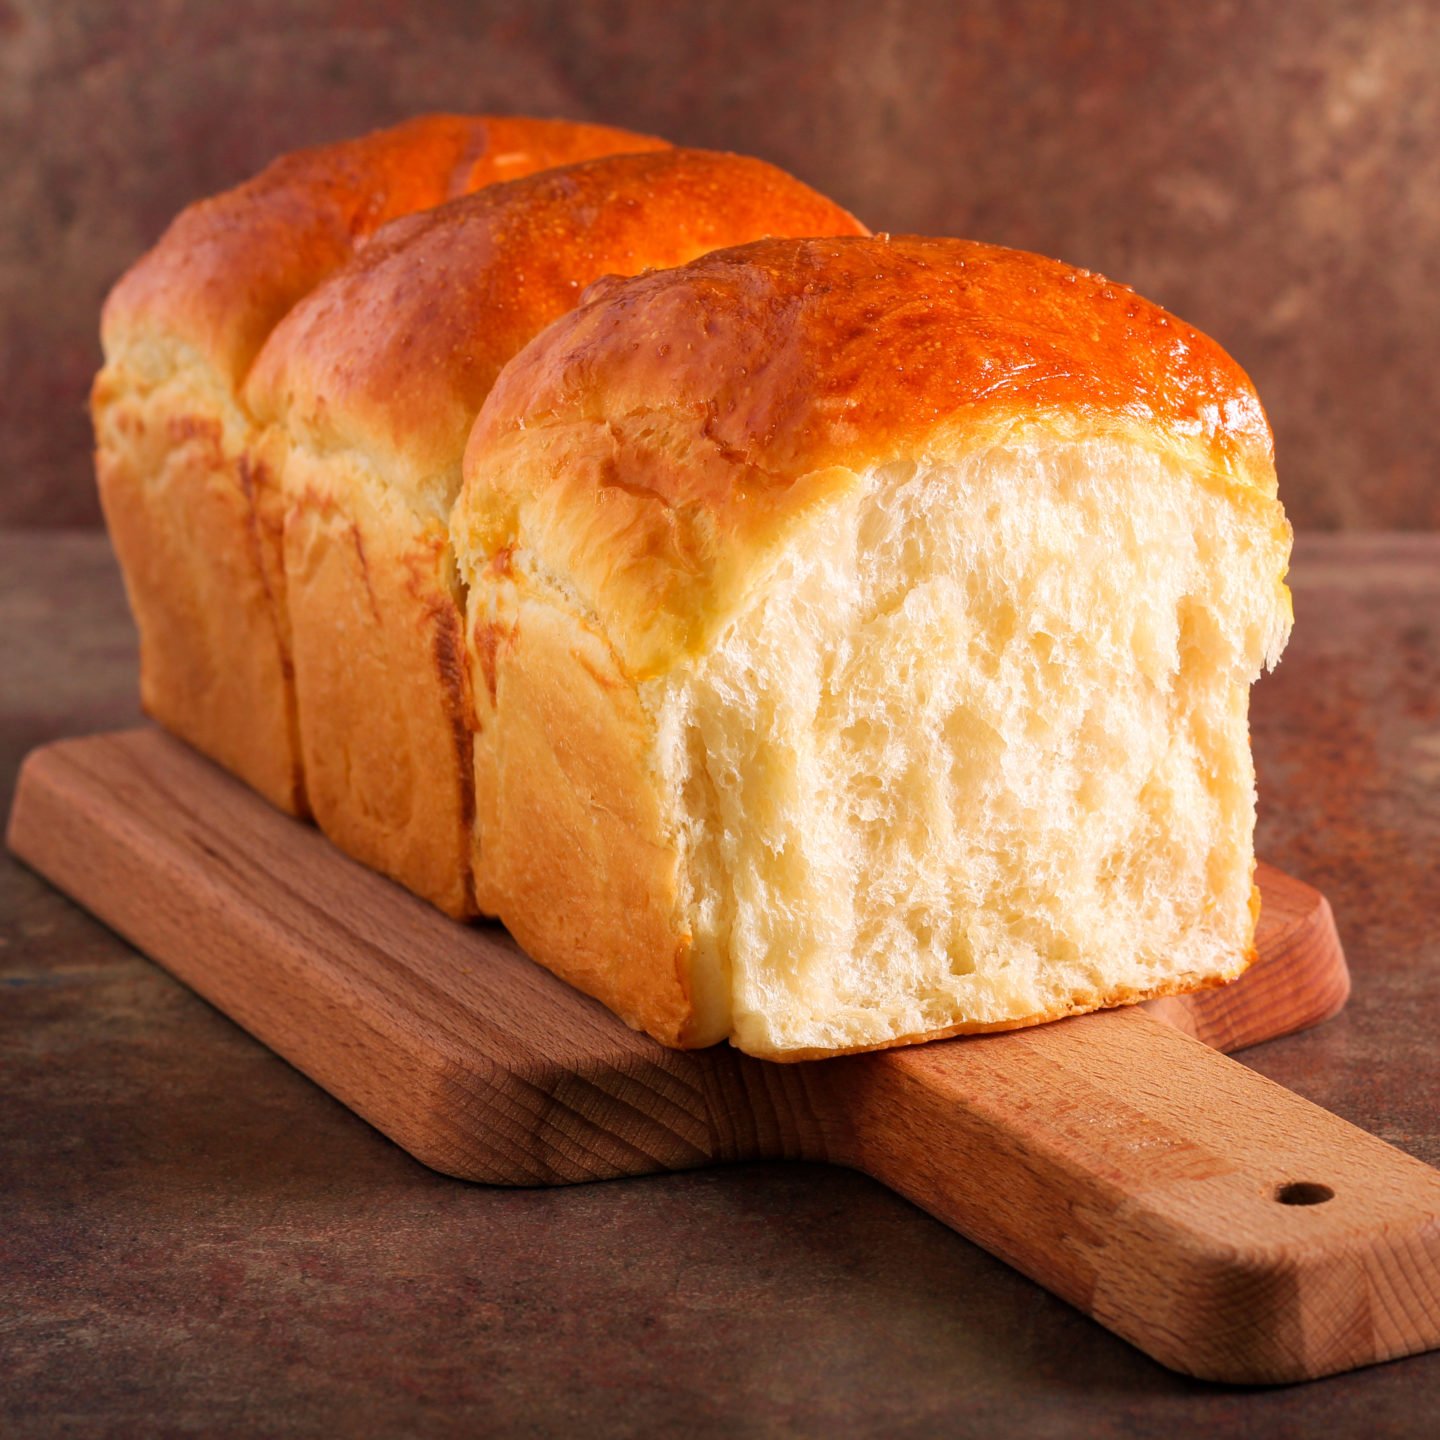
3,0,1437,529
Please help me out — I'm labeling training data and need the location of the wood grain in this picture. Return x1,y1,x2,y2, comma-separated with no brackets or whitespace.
10,726,1438,1385
831,1013,1440,1383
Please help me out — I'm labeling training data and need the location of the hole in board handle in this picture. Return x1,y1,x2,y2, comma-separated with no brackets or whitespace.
1275,1181,1335,1206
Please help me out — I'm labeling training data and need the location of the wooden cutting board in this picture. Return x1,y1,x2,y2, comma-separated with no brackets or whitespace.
9,727,1440,1386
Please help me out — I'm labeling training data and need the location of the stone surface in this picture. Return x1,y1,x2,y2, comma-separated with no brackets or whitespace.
3,1,1439,530
1,530,1438,1436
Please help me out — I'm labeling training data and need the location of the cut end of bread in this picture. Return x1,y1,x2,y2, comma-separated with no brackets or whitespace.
651,428,1291,1059
453,234,1293,1059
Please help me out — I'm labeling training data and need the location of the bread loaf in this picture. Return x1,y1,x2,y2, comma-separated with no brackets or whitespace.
92,115,668,815
242,150,867,915
453,235,1293,1058
97,124,1292,1062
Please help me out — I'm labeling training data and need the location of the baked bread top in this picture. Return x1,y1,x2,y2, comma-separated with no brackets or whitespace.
100,114,669,390
244,150,868,518
456,234,1285,676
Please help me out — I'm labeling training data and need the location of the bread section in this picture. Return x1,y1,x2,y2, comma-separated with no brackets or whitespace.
454,235,1293,1056
92,115,669,815
243,150,867,915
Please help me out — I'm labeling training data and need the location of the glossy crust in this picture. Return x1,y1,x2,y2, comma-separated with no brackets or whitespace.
245,150,869,497
244,151,867,914
456,235,1282,1056
94,115,666,815
102,114,670,389
459,235,1279,678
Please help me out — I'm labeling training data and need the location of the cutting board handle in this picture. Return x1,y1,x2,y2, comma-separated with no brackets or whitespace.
820,1005,1440,1383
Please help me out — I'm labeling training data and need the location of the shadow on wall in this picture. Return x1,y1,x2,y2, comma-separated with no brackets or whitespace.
4,0,1437,528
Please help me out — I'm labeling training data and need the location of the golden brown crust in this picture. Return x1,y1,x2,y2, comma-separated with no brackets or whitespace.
281,458,476,917
472,233,1273,483
93,379,304,813
245,150,869,498
458,235,1277,677
102,115,670,389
